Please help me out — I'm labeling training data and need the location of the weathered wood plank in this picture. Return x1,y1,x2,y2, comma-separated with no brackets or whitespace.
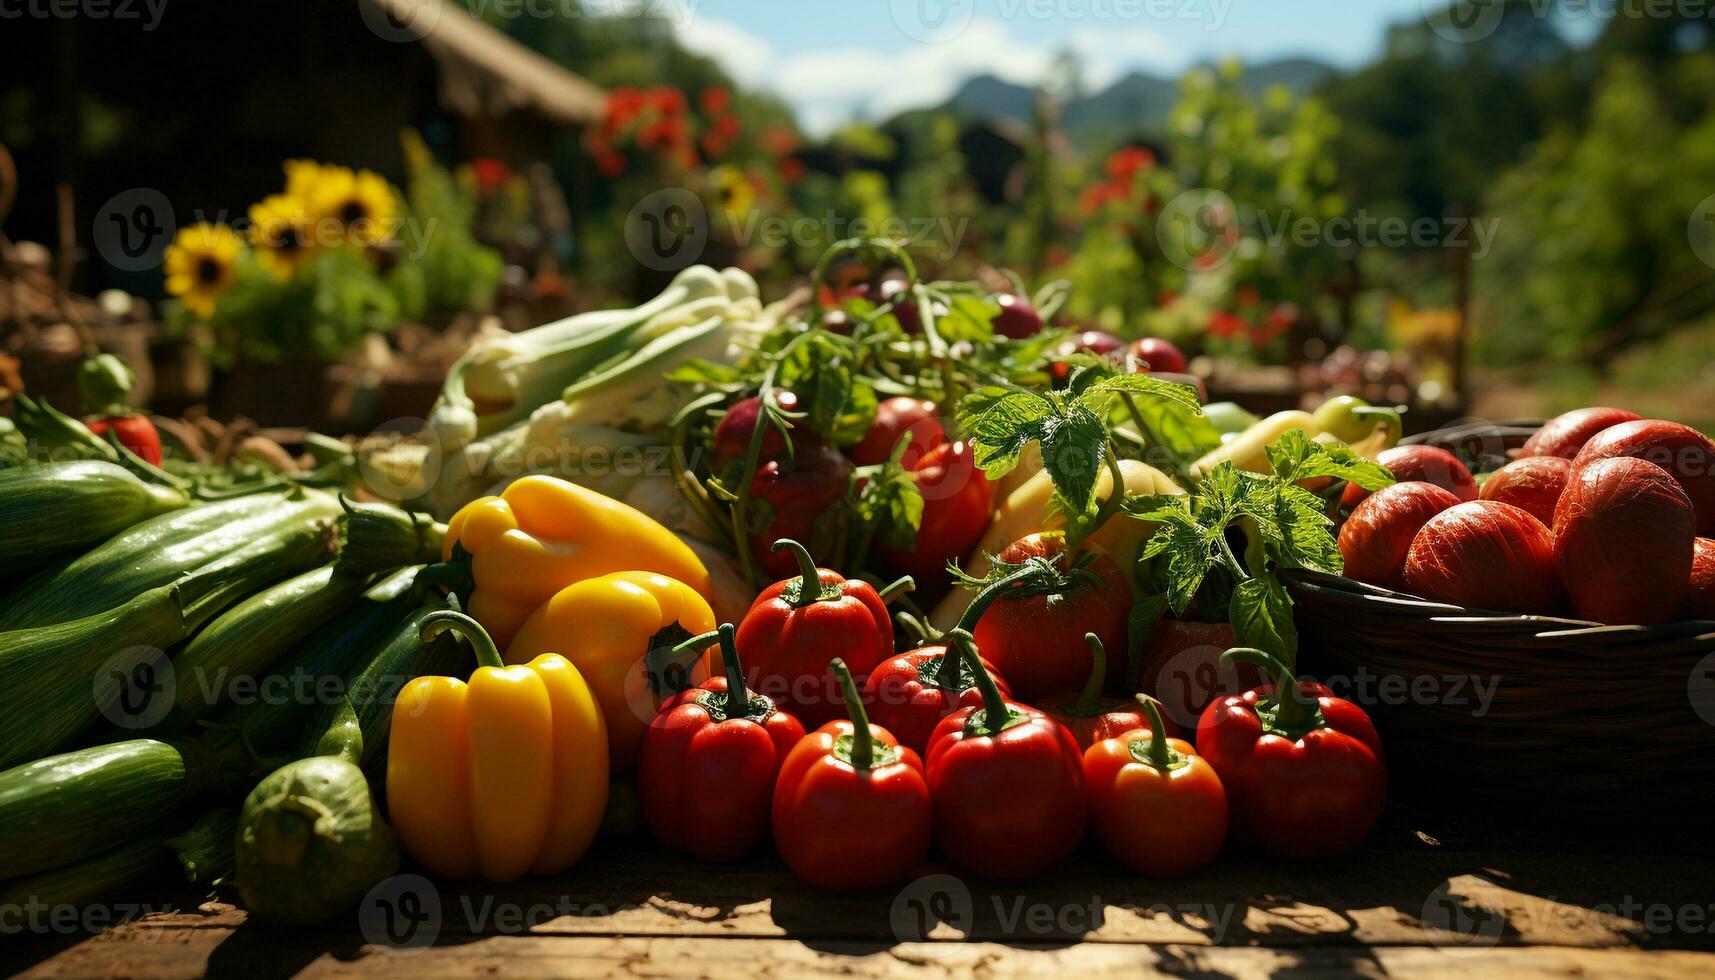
14,934,1715,980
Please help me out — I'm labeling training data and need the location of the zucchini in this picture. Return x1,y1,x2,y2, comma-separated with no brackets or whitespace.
298,591,473,769
0,520,337,769
0,570,423,879
0,486,342,630
0,460,189,578
166,564,377,726
0,739,211,880
0,809,238,909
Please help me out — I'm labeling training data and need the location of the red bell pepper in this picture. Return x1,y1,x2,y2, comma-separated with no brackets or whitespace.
861,638,1012,755
923,633,1087,881
969,532,1132,701
1041,634,1173,751
1083,697,1228,877
771,658,932,891
877,440,994,582
734,539,900,726
639,624,806,862
1196,648,1386,859
747,446,853,579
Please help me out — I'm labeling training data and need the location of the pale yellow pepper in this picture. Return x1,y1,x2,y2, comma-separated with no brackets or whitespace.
386,609,608,883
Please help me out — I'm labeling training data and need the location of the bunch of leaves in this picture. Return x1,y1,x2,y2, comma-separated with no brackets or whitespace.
395,130,504,318
1123,430,1394,664
194,248,400,365
958,367,1202,519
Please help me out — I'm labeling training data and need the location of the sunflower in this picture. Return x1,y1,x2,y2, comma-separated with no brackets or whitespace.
248,194,319,278
709,164,755,218
283,158,327,198
163,223,243,318
309,166,400,248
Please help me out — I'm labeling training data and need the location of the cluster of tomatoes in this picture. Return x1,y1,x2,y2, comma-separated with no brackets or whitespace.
1339,408,1715,624
634,528,1388,891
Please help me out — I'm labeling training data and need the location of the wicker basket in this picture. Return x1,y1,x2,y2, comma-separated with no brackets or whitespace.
1284,421,1715,822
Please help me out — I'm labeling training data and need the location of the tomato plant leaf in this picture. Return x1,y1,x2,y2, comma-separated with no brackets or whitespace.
1125,591,1171,690
1265,428,1395,490
1229,575,1299,664
958,385,1054,477
1038,403,1108,513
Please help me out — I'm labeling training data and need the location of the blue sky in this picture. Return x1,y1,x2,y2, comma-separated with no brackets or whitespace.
668,0,1444,132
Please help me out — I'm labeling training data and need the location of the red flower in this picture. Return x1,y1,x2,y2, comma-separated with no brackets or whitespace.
595,151,627,179
649,86,687,115
699,87,731,114
1208,309,1247,339
471,157,512,195
606,86,646,126
761,125,799,157
1105,146,1156,182
1236,285,1260,309
777,157,806,183
713,115,742,139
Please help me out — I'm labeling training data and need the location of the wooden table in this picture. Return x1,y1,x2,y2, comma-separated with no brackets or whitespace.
8,810,1714,979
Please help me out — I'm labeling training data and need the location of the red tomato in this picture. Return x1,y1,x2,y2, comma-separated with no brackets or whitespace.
1573,420,1715,536
1480,456,1572,529
1128,337,1187,374
1340,482,1463,590
1685,538,1715,621
1343,445,1478,509
1403,501,1558,614
849,397,947,467
1553,457,1695,625
1521,407,1641,459
877,441,993,583
748,445,852,578
969,534,1133,701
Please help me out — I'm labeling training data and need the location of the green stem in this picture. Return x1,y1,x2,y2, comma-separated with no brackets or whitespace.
1219,647,1319,736
831,658,874,770
952,564,1050,635
1080,447,1127,545
1133,696,1176,771
1217,532,1252,582
729,376,777,591
419,608,505,670
949,630,1010,734
874,575,915,605
932,640,963,691
714,624,748,716
1068,633,1107,716
1121,391,1186,478
773,539,826,607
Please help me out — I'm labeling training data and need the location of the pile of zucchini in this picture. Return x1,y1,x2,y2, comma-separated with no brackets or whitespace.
0,460,471,922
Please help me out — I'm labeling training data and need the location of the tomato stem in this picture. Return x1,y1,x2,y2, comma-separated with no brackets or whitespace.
418,608,505,670
1133,696,1177,770
1219,647,1320,737
1067,633,1107,716
773,538,825,608
952,563,1049,635
949,629,1010,735
832,658,874,770
875,575,915,605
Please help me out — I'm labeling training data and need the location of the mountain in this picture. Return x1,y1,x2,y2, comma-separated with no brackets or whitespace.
936,57,1338,143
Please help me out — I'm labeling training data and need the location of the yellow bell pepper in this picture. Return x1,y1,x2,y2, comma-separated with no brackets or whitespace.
506,570,719,773
442,474,713,647
386,608,609,883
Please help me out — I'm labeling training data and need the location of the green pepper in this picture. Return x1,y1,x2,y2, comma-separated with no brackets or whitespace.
1201,402,1260,436
1311,395,1401,449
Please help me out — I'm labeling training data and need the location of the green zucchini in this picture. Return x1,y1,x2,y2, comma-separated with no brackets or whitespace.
297,591,473,769
0,739,212,880
0,809,238,910
166,564,377,726
0,570,423,879
0,460,189,579
0,520,337,769
0,487,344,631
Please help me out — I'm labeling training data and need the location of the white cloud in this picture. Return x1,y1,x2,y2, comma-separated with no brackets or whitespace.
673,15,1184,135
675,16,776,88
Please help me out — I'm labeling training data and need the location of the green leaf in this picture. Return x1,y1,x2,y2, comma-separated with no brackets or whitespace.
1038,403,1108,513
855,457,926,551
1079,372,1204,412
1121,394,1224,476
1265,428,1394,490
1229,575,1299,665
665,359,743,386
937,294,1001,343
1241,483,1343,574
957,386,1053,478
1126,592,1171,690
